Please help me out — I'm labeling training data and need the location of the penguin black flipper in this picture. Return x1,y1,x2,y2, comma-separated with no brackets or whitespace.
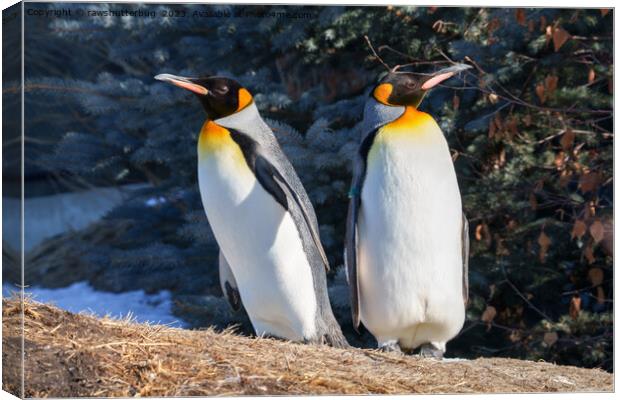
254,156,289,209
462,214,470,307
345,128,380,330
219,250,242,312
229,130,331,272
255,156,331,271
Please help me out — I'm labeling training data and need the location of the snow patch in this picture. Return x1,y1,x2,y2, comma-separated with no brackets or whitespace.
2,281,186,327
145,196,167,207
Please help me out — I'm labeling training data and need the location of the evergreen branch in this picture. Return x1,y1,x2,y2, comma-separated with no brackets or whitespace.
5,83,135,102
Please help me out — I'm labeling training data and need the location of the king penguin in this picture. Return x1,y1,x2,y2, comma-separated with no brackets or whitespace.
155,73,347,347
345,64,471,358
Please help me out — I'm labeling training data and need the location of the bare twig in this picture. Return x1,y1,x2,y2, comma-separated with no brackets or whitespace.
501,265,553,322
363,35,392,72
464,56,486,75
378,45,449,66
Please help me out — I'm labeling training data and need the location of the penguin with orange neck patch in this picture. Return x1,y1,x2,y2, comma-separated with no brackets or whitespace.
155,73,347,347
345,64,471,358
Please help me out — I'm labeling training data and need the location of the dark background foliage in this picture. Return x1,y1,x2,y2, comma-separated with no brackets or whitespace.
5,4,613,371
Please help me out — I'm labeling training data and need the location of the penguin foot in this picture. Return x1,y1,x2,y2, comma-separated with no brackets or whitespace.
418,343,444,359
378,340,402,354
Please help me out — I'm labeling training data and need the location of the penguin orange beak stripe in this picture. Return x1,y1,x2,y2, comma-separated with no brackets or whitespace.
421,64,472,91
155,73,208,95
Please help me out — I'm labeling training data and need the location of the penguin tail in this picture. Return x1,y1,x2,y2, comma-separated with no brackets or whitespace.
322,331,350,349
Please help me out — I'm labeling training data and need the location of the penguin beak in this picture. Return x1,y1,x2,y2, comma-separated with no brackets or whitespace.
154,73,209,95
421,63,471,91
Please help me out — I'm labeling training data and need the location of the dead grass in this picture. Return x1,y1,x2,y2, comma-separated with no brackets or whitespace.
2,297,613,397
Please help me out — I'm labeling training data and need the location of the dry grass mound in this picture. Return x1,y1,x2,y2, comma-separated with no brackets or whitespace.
2,298,613,397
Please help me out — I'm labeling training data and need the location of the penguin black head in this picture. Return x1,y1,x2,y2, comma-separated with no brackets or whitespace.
154,74,253,120
371,64,471,108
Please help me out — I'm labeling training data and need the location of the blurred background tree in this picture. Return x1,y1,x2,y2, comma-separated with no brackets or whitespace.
7,4,613,371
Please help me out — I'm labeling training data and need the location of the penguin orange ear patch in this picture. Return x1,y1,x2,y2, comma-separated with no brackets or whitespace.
373,83,393,105
237,88,253,112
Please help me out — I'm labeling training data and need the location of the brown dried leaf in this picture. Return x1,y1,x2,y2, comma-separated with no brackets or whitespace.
452,94,460,110
475,223,492,249
569,272,578,285
588,267,604,286
523,114,532,127
529,192,538,210
543,331,558,347
535,83,546,104
481,305,497,331
494,234,509,256
489,284,496,299
507,220,518,230
560,128,575,150
571,220,587,240
554,151,565,170
579,171,602,193
528,19,535,32
515,305,524,316
505,117,518,139
538,231,551,262
497,148,506,167
494,114,503,131
487,18,501,34
509,330,522,343
589,220,605,244
588,68,596,84
553,27,571,52
488,119,496,139
483,224,492,247
559,170,573,187
515,9,526,26
569,296,581,319
451,150,459,162
596,287,605,304
475,224,483,241
545,25,553,46
600,9,610,17
584,245,595,264
601,218,613,256
545,75,558,94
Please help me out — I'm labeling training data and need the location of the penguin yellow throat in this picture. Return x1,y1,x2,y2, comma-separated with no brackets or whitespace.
385,106,433,131
197,120,244,163
369,107,440,164
382,106,435,134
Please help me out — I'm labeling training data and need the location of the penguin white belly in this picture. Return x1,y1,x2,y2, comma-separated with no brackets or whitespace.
197,123,317,341
358,113,464,351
